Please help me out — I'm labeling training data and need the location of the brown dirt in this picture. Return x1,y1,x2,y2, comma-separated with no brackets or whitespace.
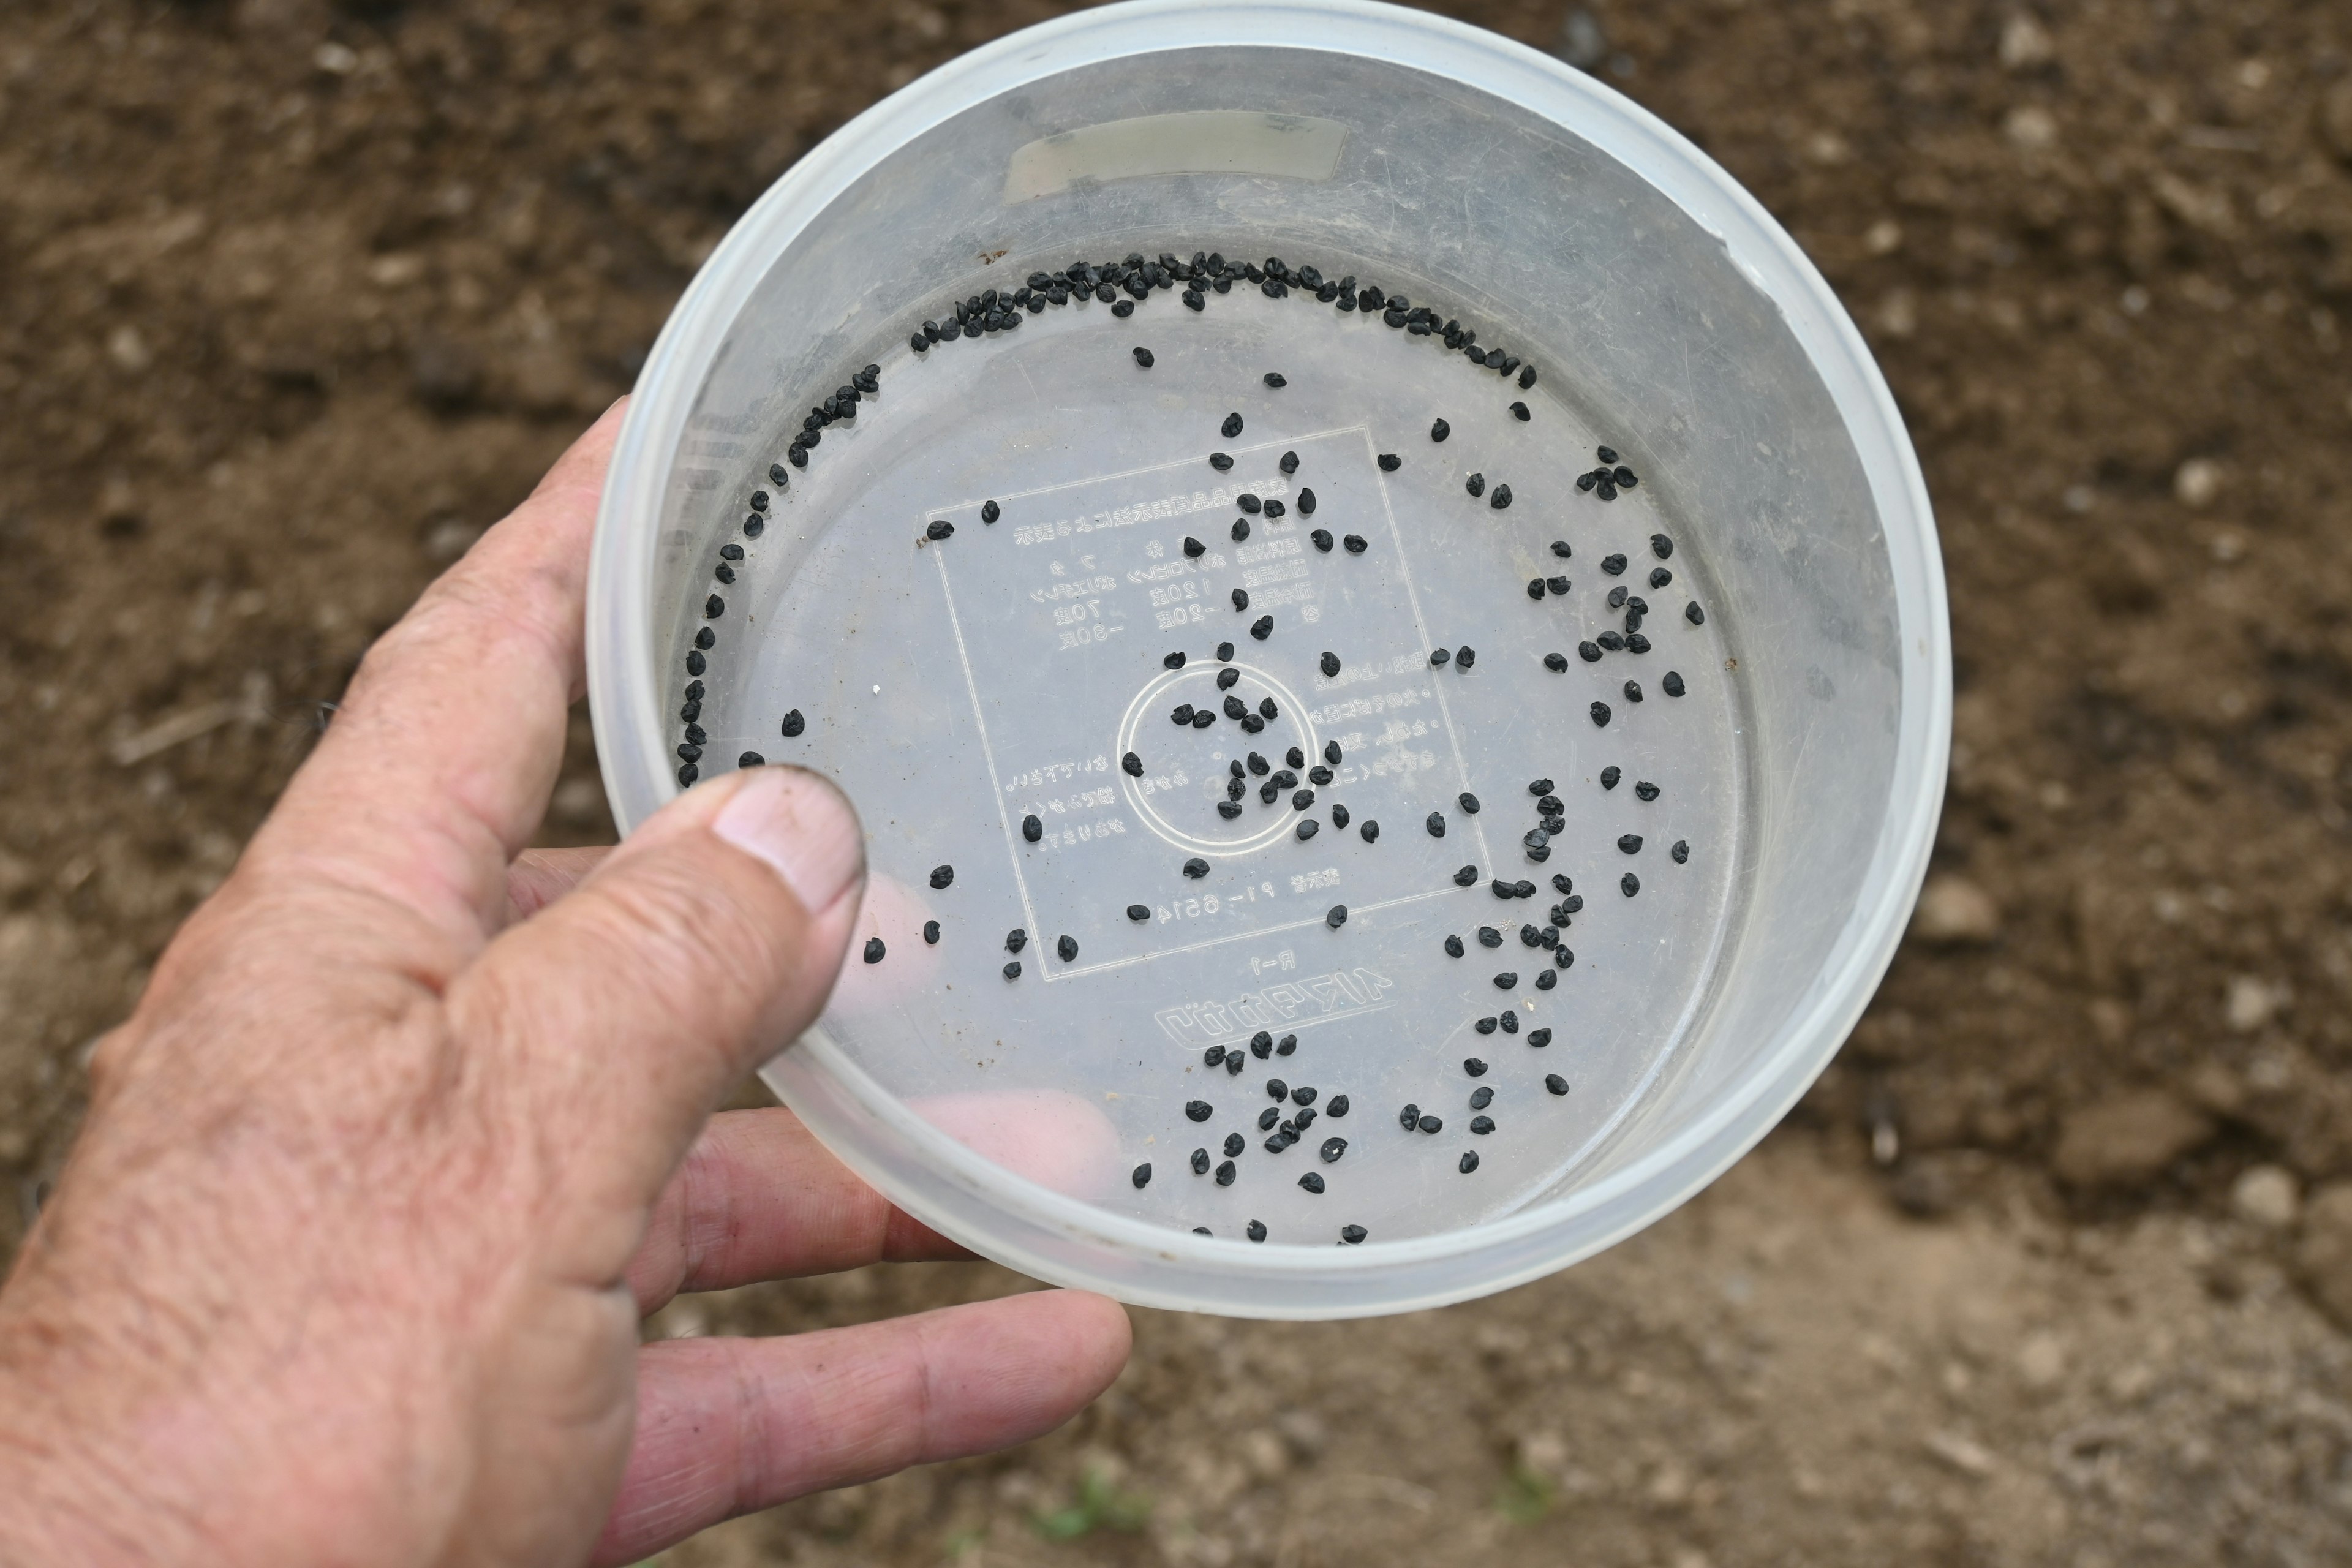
6,1,2352,1563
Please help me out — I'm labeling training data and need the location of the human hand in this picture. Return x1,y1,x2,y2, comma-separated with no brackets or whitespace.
0,401,1131,1568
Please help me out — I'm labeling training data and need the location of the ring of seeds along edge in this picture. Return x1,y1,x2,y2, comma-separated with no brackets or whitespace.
678,246,1703,1227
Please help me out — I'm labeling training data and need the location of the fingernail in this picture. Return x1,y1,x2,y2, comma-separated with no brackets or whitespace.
711,767,864,914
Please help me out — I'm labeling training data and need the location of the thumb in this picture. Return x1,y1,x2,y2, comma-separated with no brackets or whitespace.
451,765,866,1206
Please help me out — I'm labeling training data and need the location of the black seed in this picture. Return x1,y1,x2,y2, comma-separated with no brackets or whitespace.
1003,928,1028,956
1320,1137,1347,1163
1470,1087,1494,1110
1576,472,1597,492
1574,641,1600,665
1672,840,1691,864
1280,450,1300,475
1184,857,1210,879
1360,819,1380,843
1132,1163,1152,1189
1003,960,1022,979
1264,499,1286,520
1191,1148,1210,1175
780,709,807,737
1626,633,1651,654
1264,700,1282,723
1591,701,1612,728
1661,671,1688,698
1621,873,1641,897
1489,484,1512,510
1248,752,1270,776
1518,920,1542,944
1112,299,1134,317
1648,533,1675,561
1291,788,1313,810
1209,452,1234,472
1476,1017,1498,1035
1430,418,1450,442
1298,488,1317,515
1172,703,1196,726
704,594,725,619
1343,534,1367,554
685,651,706,677
1121,751,1143,778
1454,865,1479,886
1617,834,1644,856
677,763,699,785
1419,1114,1442,1134
1596,480,1617,502
920,919,941,947
1310,528,1335,552
1686,602,1705,625
1528,579,1546,601
1023,814,1043,842
1471,1115,1496,1135
1458,792,1481,815
1231,588,1250,612
1547,576,1572,595
1183,536,1206,557
1520,365,1538,389
1459,1151,1480,1174
1133,346,1155,368
1624,680,1643,703
1250,615,1273,641
1231,519,1250,543
1225,1133,1246,1158
1217,801,1242,820
1542,1074,1568,1097
1465,472,1485,498
1597,445,1619,464
1325,903,1347,928
1055,935,1077,963
1599,554,1627,579
1510,401,1531,421
1206,1044,1227,1068
1250,1030,1275,1059
1634,781,1660,802
863,937,886,964
1614,466,1638,488
1424,810,1446,839
1186,1099,1213,1123
1491,970,1517,988
1455,646,1476,669
1297,818,1320,842
1377,453,1401,472
1277,1032,1297,1056
1221,1163,1241,1188
1608,586,1629,611
1464,1058,1489,1077
1262,371,1287,389
1329,801,1348,827
1237,492,1262,515
1248,1218,1267,1239
714,564,736,586
1600,767,1621,790
1298,1172,1325,1194
982,500,1000,524
929,864,956,890
1478,926,1502,948
1218,641,1235,661
1222,412,1245,438
1649,567,1673,590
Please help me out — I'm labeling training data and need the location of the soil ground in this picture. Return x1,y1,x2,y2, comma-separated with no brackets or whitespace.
6,1,2352,1564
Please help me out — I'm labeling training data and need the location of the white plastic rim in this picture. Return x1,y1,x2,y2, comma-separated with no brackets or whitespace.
588,0,1950,1317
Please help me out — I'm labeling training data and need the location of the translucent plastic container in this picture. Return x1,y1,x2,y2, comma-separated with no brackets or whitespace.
587,0,1948,1318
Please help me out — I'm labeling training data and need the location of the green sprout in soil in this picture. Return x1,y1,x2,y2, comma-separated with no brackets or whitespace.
1496,1463,1556,1525
1031,1467,1153,1540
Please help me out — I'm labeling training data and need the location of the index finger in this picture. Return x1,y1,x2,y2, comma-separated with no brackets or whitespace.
243,400,628,963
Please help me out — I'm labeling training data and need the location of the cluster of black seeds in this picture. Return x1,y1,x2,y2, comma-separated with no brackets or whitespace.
675,247,1726,1245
